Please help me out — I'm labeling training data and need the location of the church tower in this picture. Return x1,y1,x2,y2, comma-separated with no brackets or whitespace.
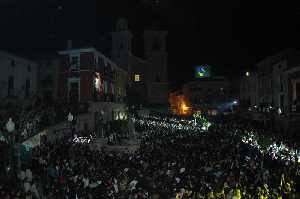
143,30,169,104
111,18,133,71
143,30,168,82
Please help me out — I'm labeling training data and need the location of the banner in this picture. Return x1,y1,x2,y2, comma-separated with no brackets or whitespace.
22,130,47,149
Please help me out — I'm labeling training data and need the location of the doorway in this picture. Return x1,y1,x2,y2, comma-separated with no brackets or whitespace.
68,78,80,102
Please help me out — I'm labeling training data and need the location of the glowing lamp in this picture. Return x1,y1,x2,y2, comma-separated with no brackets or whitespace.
246,71,250,77
182,104,189,111
6,118,15,133
134,74,140,82
233,100,238,104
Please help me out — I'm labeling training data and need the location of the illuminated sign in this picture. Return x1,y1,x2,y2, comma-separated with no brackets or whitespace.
195,65,211,78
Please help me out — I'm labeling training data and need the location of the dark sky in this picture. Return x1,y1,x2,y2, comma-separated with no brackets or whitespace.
1,0,300,88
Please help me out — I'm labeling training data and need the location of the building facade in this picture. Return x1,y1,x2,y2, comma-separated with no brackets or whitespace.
182,77,230,114
36,56,60,100
57,47,128,102
111,18,169,106
257,59,274,107
0,51,38,99
240,71,258,107
169,77,231,116
241,49,300,114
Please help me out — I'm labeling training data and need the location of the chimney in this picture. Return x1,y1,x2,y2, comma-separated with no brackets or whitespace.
67,40,73,50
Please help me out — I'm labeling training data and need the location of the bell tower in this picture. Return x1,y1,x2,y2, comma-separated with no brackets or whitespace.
143,30,169,104
143,30,168,82
111,18,133,70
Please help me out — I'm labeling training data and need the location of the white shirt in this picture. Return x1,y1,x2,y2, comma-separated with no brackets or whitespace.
25,169,32,182
113,183,119,193
83,178,89,188
89,182,99,189
24,181,31,193
31,183,40,199
129,180,138,191
18,170,26,181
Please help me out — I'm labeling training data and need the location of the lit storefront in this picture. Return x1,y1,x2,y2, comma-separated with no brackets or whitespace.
169,92,193,116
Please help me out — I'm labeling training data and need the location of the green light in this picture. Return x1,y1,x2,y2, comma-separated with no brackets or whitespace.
198,72,204,77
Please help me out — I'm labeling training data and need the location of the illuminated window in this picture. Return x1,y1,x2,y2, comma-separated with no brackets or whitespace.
134,74,141,82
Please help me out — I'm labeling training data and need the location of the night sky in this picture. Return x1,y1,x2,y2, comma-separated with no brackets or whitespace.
1,0,300,88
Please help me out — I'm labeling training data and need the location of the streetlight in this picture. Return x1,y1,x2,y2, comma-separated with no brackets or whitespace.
6,118,15,133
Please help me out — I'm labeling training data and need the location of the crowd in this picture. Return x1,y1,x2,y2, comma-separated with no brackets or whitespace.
23,115,300,198
134,115,300,198
0,99,85,143
212,115,300,150
18,106,57,141
1,111,299,198
0,164,42,199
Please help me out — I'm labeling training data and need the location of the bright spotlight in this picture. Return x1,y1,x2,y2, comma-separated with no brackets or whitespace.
233,100,238,104
182,104,189,111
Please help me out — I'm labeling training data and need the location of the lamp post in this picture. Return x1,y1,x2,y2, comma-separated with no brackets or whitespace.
6,118,16,177
67,112,74,134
